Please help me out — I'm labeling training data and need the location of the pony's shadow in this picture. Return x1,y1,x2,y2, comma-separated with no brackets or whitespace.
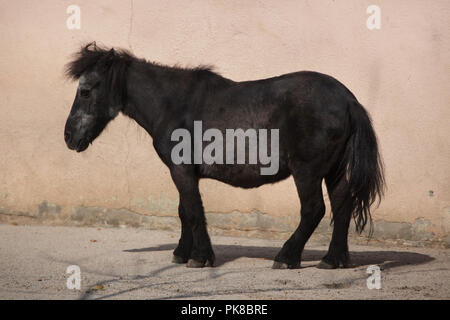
124,243,434,270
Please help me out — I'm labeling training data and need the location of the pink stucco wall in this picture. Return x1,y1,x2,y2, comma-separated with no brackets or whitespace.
0,0,449,241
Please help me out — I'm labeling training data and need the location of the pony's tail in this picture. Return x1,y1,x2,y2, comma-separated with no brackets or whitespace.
342,100,385,235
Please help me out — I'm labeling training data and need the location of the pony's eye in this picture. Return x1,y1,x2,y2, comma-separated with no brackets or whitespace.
80,89,90,98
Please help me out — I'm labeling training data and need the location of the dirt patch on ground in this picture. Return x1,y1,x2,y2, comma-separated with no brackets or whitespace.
0,224,448,299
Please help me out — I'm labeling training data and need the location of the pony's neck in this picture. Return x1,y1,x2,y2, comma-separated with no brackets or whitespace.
121,61,175,136
122,60,233,136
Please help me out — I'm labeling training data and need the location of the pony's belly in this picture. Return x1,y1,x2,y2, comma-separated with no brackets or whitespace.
199,163,290,189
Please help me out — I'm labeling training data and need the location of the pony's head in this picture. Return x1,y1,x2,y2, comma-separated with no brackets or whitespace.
64,42,132,152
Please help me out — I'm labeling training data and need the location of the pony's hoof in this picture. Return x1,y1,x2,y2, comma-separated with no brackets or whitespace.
186,259,213,268
172,255,188,264
272,261,300,269
317,259,352,269
317,260,336,269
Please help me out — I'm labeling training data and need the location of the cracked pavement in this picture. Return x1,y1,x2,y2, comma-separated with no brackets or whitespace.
0,224,448,299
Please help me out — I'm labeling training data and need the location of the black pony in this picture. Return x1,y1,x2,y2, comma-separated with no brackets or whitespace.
64,43,384,269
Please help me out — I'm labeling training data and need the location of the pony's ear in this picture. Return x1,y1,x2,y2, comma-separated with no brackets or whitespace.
97,48,116,71
107,48,115,57
81,41,97,54
104,49,116,65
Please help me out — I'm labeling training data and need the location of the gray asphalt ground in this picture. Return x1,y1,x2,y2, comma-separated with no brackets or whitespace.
0,224,448,299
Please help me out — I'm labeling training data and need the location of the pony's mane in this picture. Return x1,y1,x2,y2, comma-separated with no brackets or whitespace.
65,42,135,79
65,42,220,80
65,42,227,105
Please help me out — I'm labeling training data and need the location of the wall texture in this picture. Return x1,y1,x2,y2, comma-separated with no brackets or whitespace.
0,0,449,245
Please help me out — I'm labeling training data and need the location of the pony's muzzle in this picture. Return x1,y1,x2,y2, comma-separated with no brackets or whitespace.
64,130,72,144
64,127,88,152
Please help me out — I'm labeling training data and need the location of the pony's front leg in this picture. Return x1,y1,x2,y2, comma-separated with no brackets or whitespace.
170,167,215,268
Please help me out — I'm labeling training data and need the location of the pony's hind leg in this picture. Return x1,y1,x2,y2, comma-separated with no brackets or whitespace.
273,167,325,269
317,173,353,269
172,203,193,264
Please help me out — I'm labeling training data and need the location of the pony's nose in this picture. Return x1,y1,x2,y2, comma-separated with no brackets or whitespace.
64,130,72,144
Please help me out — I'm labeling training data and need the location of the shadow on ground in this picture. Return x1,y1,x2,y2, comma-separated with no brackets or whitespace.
124,243,435,270
77,243,435,299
